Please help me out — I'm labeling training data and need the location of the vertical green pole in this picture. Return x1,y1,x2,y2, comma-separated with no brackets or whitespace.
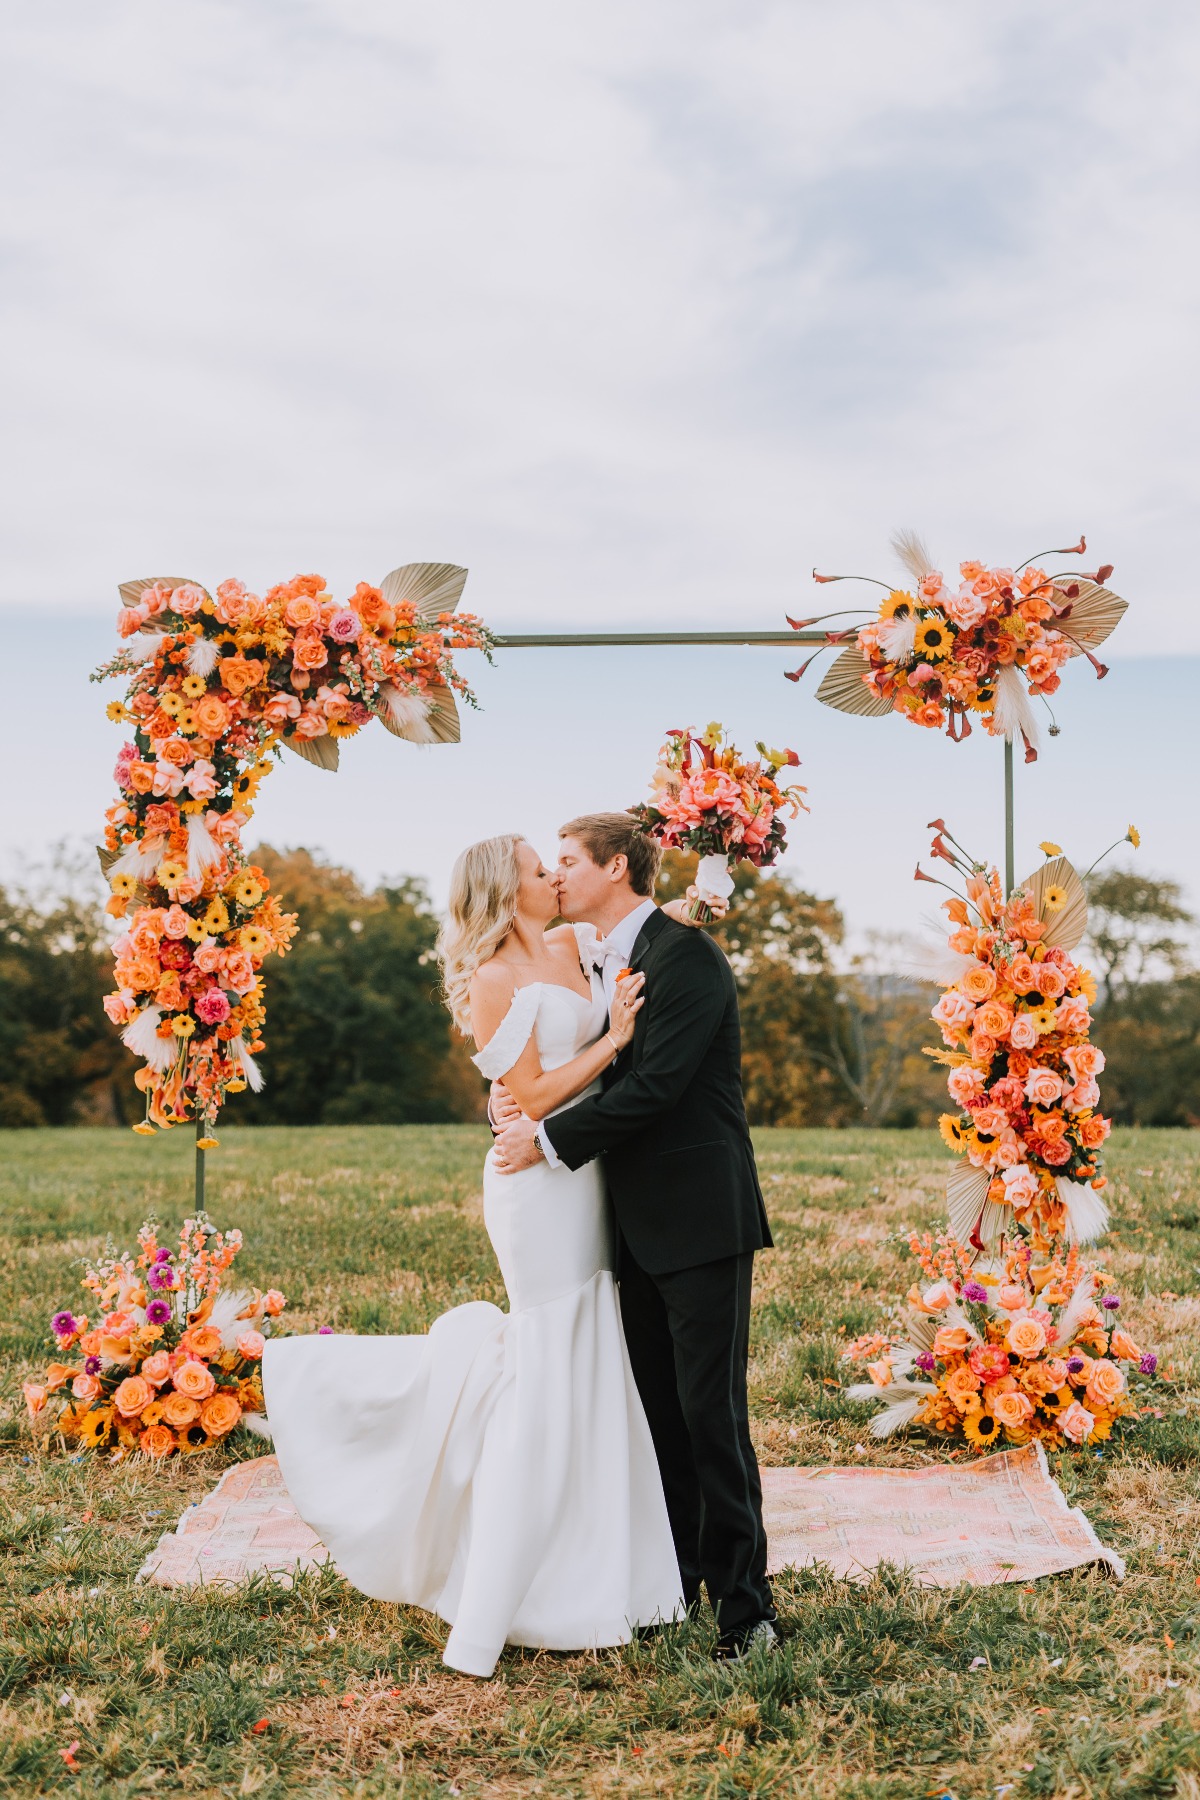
195,1116,206,1214
1004,737,1015,897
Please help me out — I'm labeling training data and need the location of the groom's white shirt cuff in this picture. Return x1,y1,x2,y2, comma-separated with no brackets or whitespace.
541,898,658,1171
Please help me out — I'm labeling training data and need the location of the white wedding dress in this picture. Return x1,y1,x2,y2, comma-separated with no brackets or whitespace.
262,925,683,1677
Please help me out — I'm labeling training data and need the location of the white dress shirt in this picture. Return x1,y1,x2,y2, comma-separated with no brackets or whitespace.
539,899,658,1168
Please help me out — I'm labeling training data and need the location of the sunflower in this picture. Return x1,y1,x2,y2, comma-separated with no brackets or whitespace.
1044,885,1067,912
968,683,995,710
938,1114,970,1153
963,1410,1001,1449
77,1406,116,1451
913,619,956,662
327,719,360,738
879,589,916,620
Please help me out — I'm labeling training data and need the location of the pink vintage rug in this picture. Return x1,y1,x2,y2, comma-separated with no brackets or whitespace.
138,1443,1123,1590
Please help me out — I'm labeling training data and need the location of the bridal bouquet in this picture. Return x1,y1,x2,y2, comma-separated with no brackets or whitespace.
844,1231,1159,1450
22,1211,285,1459
797,533,1126,762
94,567,491,1134
917,822,1129,1253
629,723,807,921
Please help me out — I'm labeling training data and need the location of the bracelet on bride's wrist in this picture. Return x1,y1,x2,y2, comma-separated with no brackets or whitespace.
606,1031,621,1058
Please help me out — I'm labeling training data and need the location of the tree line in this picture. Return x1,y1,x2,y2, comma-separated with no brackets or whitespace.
0,848,1195,1132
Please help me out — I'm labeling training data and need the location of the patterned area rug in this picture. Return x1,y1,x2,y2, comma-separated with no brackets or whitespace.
138,1443,1123,1590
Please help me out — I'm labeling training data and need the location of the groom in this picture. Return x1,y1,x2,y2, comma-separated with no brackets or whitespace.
493,812,776,1659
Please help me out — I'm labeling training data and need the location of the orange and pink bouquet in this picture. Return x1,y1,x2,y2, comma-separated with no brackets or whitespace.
844,1231,1159,1452
93,566,491,1135
915,821,1134,1253
23,1211,285,1459
796,532,1126,762
628,723,807,921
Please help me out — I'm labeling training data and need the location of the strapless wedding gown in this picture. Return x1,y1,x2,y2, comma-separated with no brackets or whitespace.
262,927,683,1677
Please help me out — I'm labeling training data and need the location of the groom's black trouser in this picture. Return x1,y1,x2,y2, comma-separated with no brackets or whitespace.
617,1239,772,1633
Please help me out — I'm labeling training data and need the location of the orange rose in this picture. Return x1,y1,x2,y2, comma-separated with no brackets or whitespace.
976,1000,1014,1039
180,1326,223,1359
945,1364,981,1410
161,1391,201,1428
351,587,395,633
221,654,266,696
1007,1318,1048,1359
1110,1329,1142,1362
194,694,230,737
113,1375,154,1417
1084,1359,1126,1411
200,1392,242,1437
172,1359,216,1401
960,965,997,1003
1079,1115,1111,1149
991,1389,1035,1430
291,633,329,671
139,1424,177,1458
933,1325,972,1358
159,737,192,767
128,760,156,794
155,972,186,1011
23,1382,48,1419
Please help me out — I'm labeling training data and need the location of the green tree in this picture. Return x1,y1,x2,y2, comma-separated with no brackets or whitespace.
1085,869,1199,1125
1086,870,1193,1005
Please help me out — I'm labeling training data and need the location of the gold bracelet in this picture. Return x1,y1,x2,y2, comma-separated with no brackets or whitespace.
606,1031,621,1057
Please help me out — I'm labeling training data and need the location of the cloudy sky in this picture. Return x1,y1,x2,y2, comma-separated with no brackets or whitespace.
2,2,1195,936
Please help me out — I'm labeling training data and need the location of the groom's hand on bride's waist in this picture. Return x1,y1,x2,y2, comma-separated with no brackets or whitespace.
493,1115,545,1173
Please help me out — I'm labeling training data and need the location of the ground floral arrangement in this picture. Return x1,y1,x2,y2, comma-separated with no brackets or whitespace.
23,1211,284,1458
845,822,1160,1452
94,565,490,1135
796,531,1126,761
629,722,806,920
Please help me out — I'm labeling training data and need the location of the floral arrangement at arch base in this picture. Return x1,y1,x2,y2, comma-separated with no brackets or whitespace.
791,531,1127,761
843,820,1161,1450
23,1212,284,1459
95,564,490,1136
628,723,807,921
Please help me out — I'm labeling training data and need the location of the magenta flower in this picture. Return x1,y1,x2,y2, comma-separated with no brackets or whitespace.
194,987,232,1027
147,1263,174,1292
1140,1353,1158,1375
318,1325,333,1335
51,1311,79,1338
1067,1356,1085,1373
962,1282,988,1304
915,1350,936,1372
146,1299,171,1326
1101,1294,1121,1311
154,1247,172,1263
84,1355,102,1375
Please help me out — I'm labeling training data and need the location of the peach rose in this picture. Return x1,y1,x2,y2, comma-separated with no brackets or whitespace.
23,1382,48,1420
161,1391,201,1429
1022,1357,1067,1395
1009,1015,1039,1051
1007,1317,1048,1359
909,1281,955,1313
113,1375,154,1417
1058,1399,1095,1444
947,1067,984,1107
180,1326,222,1360
1109,1329,1141,1362
220,654,266,696
1057,995,1092,1034
933,991,975,1034
1079,1115,1111,1149
1066,1079,1101,1112
200,1392,242,1437
162,904,191,940
992,1389,1035,1430
1084,1359,1126,1411
72,1372,102,1403
128,760,156,794
1035,963,1067,1000
995,1136,1024,1168
1025,1067,1064,1107
970,1031,998,1064
1064,1044,1105,1081
141,1349,173,1386
285,595,322,629
976,1000,1014,1039
1008,954,1037,994
960,965,997,1003
172,1359,216,1401
264,1290,286,1315
140,1424,177,1458
222,950,257,995
997,1284,1028,1311
1001,1165,1039,1209
194,694,230,737
236,1330,266,1361
933,1325,973,1358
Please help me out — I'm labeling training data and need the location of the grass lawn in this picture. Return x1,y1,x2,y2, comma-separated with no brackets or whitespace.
4,1125,1200,1798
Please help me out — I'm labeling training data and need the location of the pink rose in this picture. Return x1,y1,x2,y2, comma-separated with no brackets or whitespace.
263,692,302,727
1058,1399,1095,1444
933,991,976,1033
946,587,988,629
103,991,135,1025
947,1067,984,1107
1057,995,1092,1034
1025,1067,1064,1107
194,987,232,1026
162,905,191,940
171,583,207,616
997,1284,1027,1311
1009,1015,1039,1051
328,610,362,644
1001,1164,1039,1208
186,759,217,801
1065,1078,1101,1112
1035,963,1067,999
972,1105,1009,1137
72,1372,102,1403
236,1330,266,1360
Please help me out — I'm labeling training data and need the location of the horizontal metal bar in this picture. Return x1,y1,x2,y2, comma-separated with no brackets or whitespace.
492,629,828,648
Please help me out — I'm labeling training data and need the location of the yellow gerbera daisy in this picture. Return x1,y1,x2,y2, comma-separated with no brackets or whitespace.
878,589,916,621
171,1015,196,1038
158,692,183,718
1126,825,1140,848
110,872,138,898
156,860,186,888
239,925,272,957
202,899,230,936
914,620,955,662
1039,841,1063,857
181,675,207,698
231,876,264,909
106,701,131,723
1044,885,1067,911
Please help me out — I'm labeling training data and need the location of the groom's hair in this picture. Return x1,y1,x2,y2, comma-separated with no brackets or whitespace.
559,812,662,898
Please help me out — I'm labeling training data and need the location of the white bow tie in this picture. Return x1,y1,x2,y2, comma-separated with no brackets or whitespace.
591,941,630,972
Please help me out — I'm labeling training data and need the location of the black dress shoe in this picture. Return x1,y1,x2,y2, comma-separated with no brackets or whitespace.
711,1617,778,1662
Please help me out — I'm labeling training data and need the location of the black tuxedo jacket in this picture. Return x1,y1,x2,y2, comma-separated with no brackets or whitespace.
543,907,772,1274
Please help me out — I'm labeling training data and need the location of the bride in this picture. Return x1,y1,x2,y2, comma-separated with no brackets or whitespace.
263,834,704,1678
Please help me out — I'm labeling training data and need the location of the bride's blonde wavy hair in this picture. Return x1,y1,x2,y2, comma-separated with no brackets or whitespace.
436,834,524,1037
